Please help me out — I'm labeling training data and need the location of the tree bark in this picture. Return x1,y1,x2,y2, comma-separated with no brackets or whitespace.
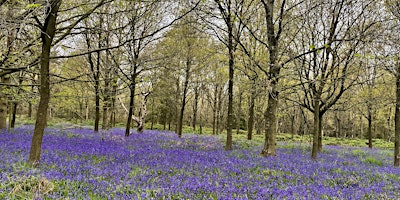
394,66,400,167
85,33,100,132
311,97,320,160
236,91,243,135
192,85,199,131
10,102,17,129
318,112,323,152
212,84,218,135
367,107,373,148
225,11,234,151
177,57,191,137
29,0,61,166
260,0,283,157
247,85,255,140
261,91,278,156
0,75,9,129
125,83,135,137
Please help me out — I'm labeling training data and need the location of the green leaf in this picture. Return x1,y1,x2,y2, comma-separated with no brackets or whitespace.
324,44,330,49
309,45,316,49
26,3,42,9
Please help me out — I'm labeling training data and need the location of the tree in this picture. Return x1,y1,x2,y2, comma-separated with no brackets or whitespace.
28,0,62,166
28,0,111,166
200,0,248,150
385,0,400,166
237,0,306,156
293,0,380,159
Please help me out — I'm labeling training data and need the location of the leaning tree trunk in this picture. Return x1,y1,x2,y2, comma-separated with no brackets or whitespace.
29,0,61,166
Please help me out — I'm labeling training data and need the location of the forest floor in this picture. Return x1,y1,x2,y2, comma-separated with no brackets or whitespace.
1,125,400,199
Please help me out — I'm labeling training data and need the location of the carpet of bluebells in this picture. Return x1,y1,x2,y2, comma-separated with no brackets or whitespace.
1,126,400,199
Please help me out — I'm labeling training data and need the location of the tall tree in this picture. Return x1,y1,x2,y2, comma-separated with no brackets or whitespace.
293,0,380,159
28,0,62,166
28,0,110,166
200,0,247,150
385,0,400,167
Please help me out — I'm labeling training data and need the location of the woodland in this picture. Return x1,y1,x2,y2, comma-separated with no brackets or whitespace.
2,0,400,198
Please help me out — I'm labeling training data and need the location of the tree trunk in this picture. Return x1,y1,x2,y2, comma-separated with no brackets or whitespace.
175,77,180,133
311,97,321,160
29,0,61,166
177,58,191,137
192,85,199,131
236,91,242,135
94,75,100,132
212,84,218,135
125,84,135,137
102,104,109,130
260,0,282,157
247,88,255,140
261,92,278,156
318,113,323,152
368,107,373,148
394,68,400,167
0,76,9,129
10,102,17,129
290,110,295,139
137,93,149,133
225,14,235,151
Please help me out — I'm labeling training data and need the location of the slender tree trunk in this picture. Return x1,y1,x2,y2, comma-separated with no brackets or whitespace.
28,101,32,119
0,76,9,129
29,0,61,166
192,85,199,131
125,84,135,137
212,84,218,135
94,79,100,132
175,77,180,133
10,102,17,129
102,105,108,130
236,91,242,135
150,98,154,130
318,113,323,152
368,107,373,148
290,111,295,139
177,58,191,137
247,82,256,140
394,68,400,167
225,18,234,151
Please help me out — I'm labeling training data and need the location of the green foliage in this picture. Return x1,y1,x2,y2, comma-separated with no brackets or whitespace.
363,157,383,166
26,3,42,9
